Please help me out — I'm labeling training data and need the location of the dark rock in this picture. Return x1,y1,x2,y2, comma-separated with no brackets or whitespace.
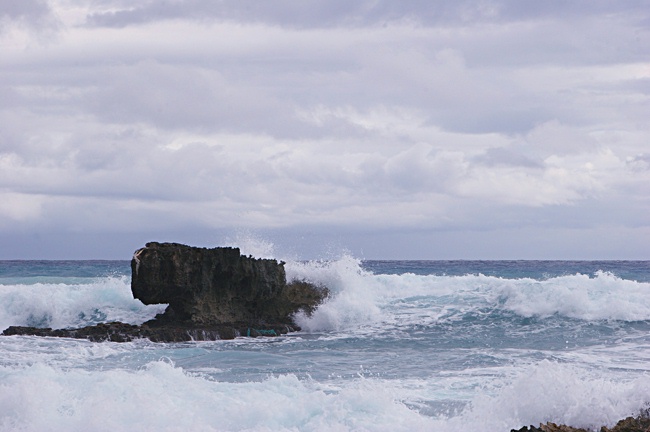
510,423,588,432
600,413,650,432
3,323,145,342
131,242,328,326
511,411,650,432
538,423,589,432
2,322,297,342
2,242,328,343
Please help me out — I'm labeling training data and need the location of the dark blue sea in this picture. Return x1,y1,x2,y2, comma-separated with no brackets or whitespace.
1,257,649,431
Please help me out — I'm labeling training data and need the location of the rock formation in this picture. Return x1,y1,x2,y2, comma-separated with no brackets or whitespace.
511,410,650,432
2,242,328,342
131,242,324,326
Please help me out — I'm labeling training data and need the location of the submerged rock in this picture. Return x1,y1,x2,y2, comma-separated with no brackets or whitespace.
2,242,328,342
2,322,294,342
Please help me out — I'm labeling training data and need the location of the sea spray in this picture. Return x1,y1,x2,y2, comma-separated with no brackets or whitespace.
287,255,384,332
493,271,650,321
446,360,650,431
1,259,649,431
0,276,166,331
0,361,437,432
1,359,649,432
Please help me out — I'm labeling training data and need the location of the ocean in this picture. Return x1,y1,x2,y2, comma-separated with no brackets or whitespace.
1,257,649,431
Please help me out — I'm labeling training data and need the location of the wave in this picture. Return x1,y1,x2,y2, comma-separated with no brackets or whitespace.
0,360,435,432
441,360,650,431
492,270,650,321
287,257,650,332
1,258,648,334
0,276,166,331
0,359,647,432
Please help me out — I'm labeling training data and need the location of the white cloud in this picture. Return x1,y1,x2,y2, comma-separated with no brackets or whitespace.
0,0,648,258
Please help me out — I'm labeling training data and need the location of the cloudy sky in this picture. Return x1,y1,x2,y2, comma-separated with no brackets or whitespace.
1,0,648,260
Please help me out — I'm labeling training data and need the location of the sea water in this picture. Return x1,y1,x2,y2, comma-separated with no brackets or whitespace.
0,258,649,431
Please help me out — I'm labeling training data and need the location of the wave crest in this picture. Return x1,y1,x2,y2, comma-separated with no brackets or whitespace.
286,260,650,333
0,276,166,331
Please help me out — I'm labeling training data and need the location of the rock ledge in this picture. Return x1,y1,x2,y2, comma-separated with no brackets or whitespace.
511,411,650,432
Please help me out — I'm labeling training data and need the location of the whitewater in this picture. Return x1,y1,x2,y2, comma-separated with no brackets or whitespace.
1,258,649,431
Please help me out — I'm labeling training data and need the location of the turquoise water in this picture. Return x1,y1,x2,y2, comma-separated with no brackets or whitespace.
1,259,649,431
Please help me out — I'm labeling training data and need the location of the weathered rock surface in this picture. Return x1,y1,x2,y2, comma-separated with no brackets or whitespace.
132,242,327,325
511,411,650,432
2,242,328,342
511,423,589,432
2,321,293,342
600,414,650,432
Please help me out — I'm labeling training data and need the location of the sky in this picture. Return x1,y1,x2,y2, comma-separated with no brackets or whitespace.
0,0,649,260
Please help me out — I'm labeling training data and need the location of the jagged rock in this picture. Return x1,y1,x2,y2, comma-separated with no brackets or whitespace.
511,423,588,432
2,323,145,342
1,242,328,343
2,322,296,342
131,242,328,326
600,414,650,432
511,412,650,432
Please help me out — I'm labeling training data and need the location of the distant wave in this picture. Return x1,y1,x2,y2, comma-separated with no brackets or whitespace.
287,258,650,332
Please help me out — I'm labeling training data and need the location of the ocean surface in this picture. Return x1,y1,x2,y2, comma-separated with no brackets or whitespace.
1,257,649,431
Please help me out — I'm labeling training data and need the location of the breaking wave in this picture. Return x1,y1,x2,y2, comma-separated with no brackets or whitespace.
0,358,648,432
288,257,650,332
0,276,165,331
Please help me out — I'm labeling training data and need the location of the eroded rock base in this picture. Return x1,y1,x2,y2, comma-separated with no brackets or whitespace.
3,321,296,342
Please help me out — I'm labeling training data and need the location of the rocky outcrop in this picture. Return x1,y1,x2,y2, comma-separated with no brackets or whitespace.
2,321,293,342
511,411,650,432
511,423,589,432
2,242,328,342
131,242,325,326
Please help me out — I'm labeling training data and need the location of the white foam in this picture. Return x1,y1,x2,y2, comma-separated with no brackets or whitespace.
287,256,384,332
0,358,648,432
446,360,650,431
494,271,650,321
0,361,436,432
285,258,650,333
0,276,166,331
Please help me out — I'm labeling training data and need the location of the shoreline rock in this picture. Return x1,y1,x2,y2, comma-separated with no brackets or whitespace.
131,242,326,326
2,321,296,342
1,242,328,342
511,411,650,432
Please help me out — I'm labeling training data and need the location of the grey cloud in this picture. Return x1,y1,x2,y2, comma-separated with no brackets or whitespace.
83,1,469,28
84,0,650,29
0,0,59,34
474,147,542,168
77,61,333,138
0,0,51,23
1,0,648,259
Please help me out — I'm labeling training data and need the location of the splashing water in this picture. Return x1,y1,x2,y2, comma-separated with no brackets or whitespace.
1,258,649,431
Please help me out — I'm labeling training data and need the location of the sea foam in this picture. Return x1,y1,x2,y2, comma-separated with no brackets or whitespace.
0,361,435,432
0,276,166,331
287,258,650,334
1,259,649,431
493,271,650,321
0,359,648,432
